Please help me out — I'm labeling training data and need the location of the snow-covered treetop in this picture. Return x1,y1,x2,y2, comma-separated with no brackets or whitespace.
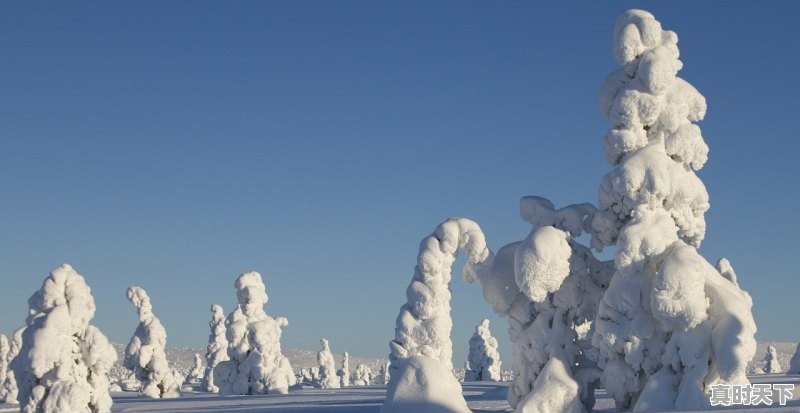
127,286,155,322
26,263,97,337
594,9,710,250
235,271,269,319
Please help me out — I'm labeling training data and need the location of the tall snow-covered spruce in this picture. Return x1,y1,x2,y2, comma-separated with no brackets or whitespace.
202,304,228,393
464,319,502,382
316,339,339,389
590,9,757,411
12,264,117,413
381,218,493,413
124,286,181,399
214,271,296,395
339,352,350,387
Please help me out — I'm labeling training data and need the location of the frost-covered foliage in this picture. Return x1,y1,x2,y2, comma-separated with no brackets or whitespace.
353,364,373,386
764,345,781,374
0,335,8,400
338,352,350,387
379,355,471,413
384,218,493,410
475,198,611,413
202,304,228,393
590,10,757,412
464,319,502,382
1,328,21,405
215,271,296,395
317,339,340,389
788,343,800,375
11,264,117,413
124,286,181,399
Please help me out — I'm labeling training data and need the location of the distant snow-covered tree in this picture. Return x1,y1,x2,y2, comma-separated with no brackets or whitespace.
124,286,181,399
215,271,296,395
187,354,204,383
788,343,800,375
590,10,757,412
12,263,117,413
378,362,390,385
0,328,21,405
317,339,340,389
353,364,373,386
764,345,781,374
464,319,502,382
202,304,228,393
338,352,350,387
0,335,7,400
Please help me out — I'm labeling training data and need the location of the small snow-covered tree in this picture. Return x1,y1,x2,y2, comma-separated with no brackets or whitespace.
764,345,781,374
338,352,350,387
187,354,204,383
589,10,757,411
380,361,390,385
0,328,21,405
353,364,373,386
0,334,7,400
124,286,181,399
214,271,296,395
788,343,800,375
473,198,611,413
12,263,117,413
317,339,340,389
202,304,228,392
464,319,502,382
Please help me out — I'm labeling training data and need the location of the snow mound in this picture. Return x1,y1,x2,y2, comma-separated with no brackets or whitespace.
380,354,471,413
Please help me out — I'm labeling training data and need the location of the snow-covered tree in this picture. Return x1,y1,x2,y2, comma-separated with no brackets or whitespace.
788,343,800,375
0,335,7,400
0,328,21,405
473,198,611,412
464,319,502,382
214,271,296,395
589,10,757,411
124,286,181,399
202,304,228,393
379,362,390,385
353,364,372,386
11,263,117,413
764,345,781,374
317,339,340,389
383,218,493,413
338,352,350,387
186,354,204,383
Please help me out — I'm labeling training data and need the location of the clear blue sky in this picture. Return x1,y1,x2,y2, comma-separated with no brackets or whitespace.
1,1,798,366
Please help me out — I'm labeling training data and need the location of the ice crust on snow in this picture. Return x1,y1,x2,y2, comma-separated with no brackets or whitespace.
202,304,228,393
590,9,758,412
214,271,296,395
12,264,117,413
464,319,502,382
124,286,181,399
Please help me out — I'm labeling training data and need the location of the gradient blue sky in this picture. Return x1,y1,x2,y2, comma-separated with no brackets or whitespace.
1,1,798,366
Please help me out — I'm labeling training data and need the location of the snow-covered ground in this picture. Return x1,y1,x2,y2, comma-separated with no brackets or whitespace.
2,377,796,413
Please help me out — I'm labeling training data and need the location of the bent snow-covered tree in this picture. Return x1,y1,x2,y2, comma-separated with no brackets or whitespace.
382,218,493,413
464,319,502,382
764,345,781,374
590,9,757,412
12,264,117,413
124,286,181,399
474,198,612,413
317,339,339,389
202,304,228,392
215,271,295,395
